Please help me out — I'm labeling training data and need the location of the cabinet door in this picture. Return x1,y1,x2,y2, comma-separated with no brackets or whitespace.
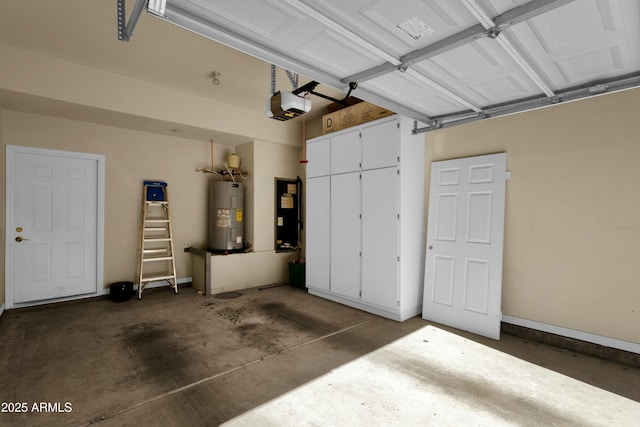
331,128,361,174
330,172,361,299
307,138,330,178
362,119,398,170
361,167,399,310
306,177,331,290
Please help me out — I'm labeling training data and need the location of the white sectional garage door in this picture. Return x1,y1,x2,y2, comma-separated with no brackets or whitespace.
141,0,640,130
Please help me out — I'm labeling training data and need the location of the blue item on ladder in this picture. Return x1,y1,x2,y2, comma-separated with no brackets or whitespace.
144,180,167,201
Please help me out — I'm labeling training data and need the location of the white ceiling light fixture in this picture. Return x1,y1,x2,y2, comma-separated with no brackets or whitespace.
210,71,221,85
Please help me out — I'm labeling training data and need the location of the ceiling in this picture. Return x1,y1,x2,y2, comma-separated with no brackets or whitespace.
142,0,640,131
0,0,343,142
1,1,639,137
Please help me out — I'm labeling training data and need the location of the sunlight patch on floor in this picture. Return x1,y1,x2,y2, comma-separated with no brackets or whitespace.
223,325,640,426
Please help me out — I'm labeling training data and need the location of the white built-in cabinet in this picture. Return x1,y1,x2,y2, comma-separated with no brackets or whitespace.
305,115,425,321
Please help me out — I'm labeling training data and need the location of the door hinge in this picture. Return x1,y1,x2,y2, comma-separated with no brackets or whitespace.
397,123,400,129
397,256,400,262
359,251,362,257
397,214,400,220
359,213,362,219
397,169,400,175
397,300,400,307
359,290,362,297
397,156,400,162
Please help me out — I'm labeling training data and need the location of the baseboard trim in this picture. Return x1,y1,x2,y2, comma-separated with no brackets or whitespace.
135,277,192,291
502,315,640,365
100,277,193,295
307,287,415,321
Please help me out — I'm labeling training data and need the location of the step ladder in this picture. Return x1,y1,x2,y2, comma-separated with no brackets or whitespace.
137,181,178,300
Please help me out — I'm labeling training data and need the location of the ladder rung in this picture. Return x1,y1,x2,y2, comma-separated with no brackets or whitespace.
144,226,167,231
145,201,168,206
143,248,169,254
144,219,169,223
143,256,174,262
144,237,171,242
141,274,176,282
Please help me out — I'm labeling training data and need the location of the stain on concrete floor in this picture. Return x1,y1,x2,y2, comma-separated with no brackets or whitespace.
119,322,190,385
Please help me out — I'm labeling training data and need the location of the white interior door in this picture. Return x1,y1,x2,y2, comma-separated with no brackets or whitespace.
422,153,508,339
6,146,104,307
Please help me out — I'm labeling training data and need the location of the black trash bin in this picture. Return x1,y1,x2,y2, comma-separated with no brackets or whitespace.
109,281,133,302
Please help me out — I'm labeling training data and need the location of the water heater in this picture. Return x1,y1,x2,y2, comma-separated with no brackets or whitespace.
209,181,244,251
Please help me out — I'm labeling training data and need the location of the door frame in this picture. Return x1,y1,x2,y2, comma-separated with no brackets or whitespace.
5,145,105,309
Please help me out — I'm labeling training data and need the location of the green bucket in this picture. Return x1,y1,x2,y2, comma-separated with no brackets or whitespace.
288,261,306,288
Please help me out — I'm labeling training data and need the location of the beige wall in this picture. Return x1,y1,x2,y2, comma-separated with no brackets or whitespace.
425,88,640,344
1,109,304,305
0,42,301,147
219,139,304,253
2,110,217,288
0,39,308,307
253,140,305,252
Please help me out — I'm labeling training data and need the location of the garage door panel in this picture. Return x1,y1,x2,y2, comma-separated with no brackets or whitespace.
507,0,640,89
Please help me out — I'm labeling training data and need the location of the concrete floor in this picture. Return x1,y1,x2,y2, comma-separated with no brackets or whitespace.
0,285,638,426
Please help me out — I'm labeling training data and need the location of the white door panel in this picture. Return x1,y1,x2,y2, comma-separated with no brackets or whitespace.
361,119,398,170
330,172,361,299
306,139,330,178
7,147,103,305
306,177,330,291
361,167,398,310
423,153,507,340
330,129,361,174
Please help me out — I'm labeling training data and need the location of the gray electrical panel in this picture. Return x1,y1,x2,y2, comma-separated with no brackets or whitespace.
209,181,244,251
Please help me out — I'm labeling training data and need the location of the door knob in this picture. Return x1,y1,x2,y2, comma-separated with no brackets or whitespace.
15,236,30,242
